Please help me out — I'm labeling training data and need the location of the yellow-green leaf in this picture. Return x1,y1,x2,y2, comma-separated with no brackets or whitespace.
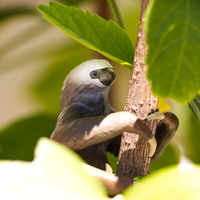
0,138,108,200
124,164,200,200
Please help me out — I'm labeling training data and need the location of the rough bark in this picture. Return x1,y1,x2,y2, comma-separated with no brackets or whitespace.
116,0,158,178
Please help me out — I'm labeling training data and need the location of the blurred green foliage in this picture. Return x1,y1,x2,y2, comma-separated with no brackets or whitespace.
32,43,91,114
149,144,179,172
0,1,200,197
0,114,57,161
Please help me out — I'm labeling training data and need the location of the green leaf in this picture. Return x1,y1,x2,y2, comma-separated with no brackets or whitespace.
37,1,134,67
0,114,57,161
0,138,108,200
189,95,200,125
145,0,200,102
124,164,200,200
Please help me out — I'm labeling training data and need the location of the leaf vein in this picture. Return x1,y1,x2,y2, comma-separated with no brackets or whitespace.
189,23,200,38
148,0,184,65
94,19,128,61
168,0,190,96
183,58,198,84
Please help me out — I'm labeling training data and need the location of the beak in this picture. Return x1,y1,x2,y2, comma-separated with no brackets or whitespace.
99,68,116,86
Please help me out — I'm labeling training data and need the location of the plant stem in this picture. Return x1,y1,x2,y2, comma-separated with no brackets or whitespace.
107,0,125,29
116,0,158,178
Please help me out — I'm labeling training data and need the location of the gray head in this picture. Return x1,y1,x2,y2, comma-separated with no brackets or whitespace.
60,59,116,109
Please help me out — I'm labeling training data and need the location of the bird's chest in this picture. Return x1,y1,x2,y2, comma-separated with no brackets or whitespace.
72,92,110,116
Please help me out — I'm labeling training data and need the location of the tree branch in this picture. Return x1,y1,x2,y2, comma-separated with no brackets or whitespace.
116,0,158,178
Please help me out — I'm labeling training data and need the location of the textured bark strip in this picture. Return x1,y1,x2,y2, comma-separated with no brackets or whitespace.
116,0,158,178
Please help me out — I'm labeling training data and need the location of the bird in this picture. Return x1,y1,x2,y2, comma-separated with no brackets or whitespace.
51,59,179,196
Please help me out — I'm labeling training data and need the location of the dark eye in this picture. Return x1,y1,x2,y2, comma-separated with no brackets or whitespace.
90,70,99,79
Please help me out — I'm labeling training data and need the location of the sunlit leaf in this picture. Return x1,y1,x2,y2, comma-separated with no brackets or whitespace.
124,164,200,200
0,114,57,161
0,138,108,200
38,1,134,67
145,0,200,102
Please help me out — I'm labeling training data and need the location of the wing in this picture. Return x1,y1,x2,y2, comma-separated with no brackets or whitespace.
51,109,155,152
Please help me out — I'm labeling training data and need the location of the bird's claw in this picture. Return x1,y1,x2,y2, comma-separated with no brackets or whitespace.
148,137,157,157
